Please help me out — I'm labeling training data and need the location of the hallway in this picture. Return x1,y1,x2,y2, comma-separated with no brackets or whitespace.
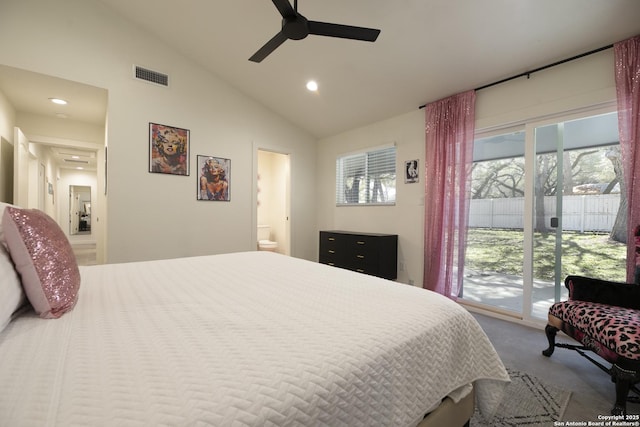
72,243,97,266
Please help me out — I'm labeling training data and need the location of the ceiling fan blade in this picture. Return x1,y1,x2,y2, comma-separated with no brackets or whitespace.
249,31,288,62
271,0,295,18
308,21,380,42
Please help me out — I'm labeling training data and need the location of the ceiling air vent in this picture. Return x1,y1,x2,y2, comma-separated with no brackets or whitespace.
134,65,169,87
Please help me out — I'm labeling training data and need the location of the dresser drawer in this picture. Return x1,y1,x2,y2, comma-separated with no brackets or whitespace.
319,232,344,266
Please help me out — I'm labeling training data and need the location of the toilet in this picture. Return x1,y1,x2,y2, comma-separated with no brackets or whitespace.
257,225,278,252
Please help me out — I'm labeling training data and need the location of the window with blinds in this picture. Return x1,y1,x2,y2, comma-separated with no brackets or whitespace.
335,145,396,205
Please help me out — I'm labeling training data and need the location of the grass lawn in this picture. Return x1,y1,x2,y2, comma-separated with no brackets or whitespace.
465,228,627,282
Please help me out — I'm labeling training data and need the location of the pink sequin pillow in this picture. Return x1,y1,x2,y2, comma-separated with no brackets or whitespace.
2,207,80,319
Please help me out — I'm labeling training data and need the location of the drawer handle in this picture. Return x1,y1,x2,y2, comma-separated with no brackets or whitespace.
356,269,365,273
328,250,335,254
357,241,365,245
328,237,335,241
356,255,365,259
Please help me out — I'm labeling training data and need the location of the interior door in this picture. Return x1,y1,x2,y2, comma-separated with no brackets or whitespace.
38,163,45,210
13,127,30,207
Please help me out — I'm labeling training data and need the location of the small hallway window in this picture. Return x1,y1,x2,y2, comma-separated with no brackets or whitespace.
336,145,396,206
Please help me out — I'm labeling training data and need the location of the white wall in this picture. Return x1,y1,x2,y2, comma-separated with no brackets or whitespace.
0,90,14,144
0,91,16,203
0,0,317,263
317,49,618,287
475,49,616,131
27,143,58,219
12,128,29,208
0,138,12,203
317,111,426,285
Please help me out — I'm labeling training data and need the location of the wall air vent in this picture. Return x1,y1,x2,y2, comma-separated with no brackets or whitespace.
64,159,90,164
134,65,169,87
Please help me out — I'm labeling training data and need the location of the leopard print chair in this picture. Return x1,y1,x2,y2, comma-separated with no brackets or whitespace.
543,275,640,415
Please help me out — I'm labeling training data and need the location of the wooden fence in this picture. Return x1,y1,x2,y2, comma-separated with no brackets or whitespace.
469,194,620,232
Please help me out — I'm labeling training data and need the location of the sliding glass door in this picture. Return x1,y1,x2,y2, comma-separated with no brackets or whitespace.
530,112,626,320
462,110,626,321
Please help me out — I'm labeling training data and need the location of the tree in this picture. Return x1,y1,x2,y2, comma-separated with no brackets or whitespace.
607,146,627,243
472,144,621,233
471,159,524,199
535,154,552,232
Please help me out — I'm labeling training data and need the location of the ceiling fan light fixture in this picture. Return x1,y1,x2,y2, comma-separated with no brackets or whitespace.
249,0,380,63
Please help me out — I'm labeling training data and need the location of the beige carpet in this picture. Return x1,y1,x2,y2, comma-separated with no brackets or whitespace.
472,367,572,427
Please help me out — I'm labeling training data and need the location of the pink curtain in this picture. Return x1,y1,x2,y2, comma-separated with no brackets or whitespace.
614,35,640,282
423,90,475,299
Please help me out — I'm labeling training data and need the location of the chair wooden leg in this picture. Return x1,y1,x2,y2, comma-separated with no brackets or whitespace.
612,376,629,415
611,364,639,416
542,324,558,357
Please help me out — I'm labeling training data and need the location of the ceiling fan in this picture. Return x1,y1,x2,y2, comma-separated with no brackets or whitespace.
249,0,381,63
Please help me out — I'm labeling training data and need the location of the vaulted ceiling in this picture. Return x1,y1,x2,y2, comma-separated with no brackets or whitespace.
96,0,640,138
2,0,639,149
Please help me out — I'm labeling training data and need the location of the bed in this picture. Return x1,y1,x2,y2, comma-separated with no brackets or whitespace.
0,205,509,426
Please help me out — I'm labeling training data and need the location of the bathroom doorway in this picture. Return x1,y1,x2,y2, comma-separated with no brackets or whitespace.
257,149,290,256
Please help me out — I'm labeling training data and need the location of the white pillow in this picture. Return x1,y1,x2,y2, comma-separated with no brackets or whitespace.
0,202,26,331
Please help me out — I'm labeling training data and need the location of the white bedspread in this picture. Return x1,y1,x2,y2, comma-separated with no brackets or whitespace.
0,251,508,426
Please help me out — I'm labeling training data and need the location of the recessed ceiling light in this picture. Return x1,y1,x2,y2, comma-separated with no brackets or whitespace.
76,167,84,170
49,98,68,105
306,80,318,92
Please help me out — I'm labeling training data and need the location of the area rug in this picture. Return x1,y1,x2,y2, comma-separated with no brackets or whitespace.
471,367,572,427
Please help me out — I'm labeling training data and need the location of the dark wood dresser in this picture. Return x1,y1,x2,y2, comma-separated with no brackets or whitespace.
319,230,398,280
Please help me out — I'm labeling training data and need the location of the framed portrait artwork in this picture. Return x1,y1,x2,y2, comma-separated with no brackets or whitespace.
405,159,419,183
149,122,189,176
197,155,231,201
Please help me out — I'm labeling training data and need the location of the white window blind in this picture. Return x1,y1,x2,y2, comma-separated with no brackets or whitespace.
336,145,396,205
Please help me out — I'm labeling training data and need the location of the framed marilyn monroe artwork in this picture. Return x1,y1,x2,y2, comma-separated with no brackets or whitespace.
149,122,189,176
197,155,230,201
405,159,419,183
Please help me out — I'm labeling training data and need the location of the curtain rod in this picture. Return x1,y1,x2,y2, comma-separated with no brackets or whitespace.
418,43,614,109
